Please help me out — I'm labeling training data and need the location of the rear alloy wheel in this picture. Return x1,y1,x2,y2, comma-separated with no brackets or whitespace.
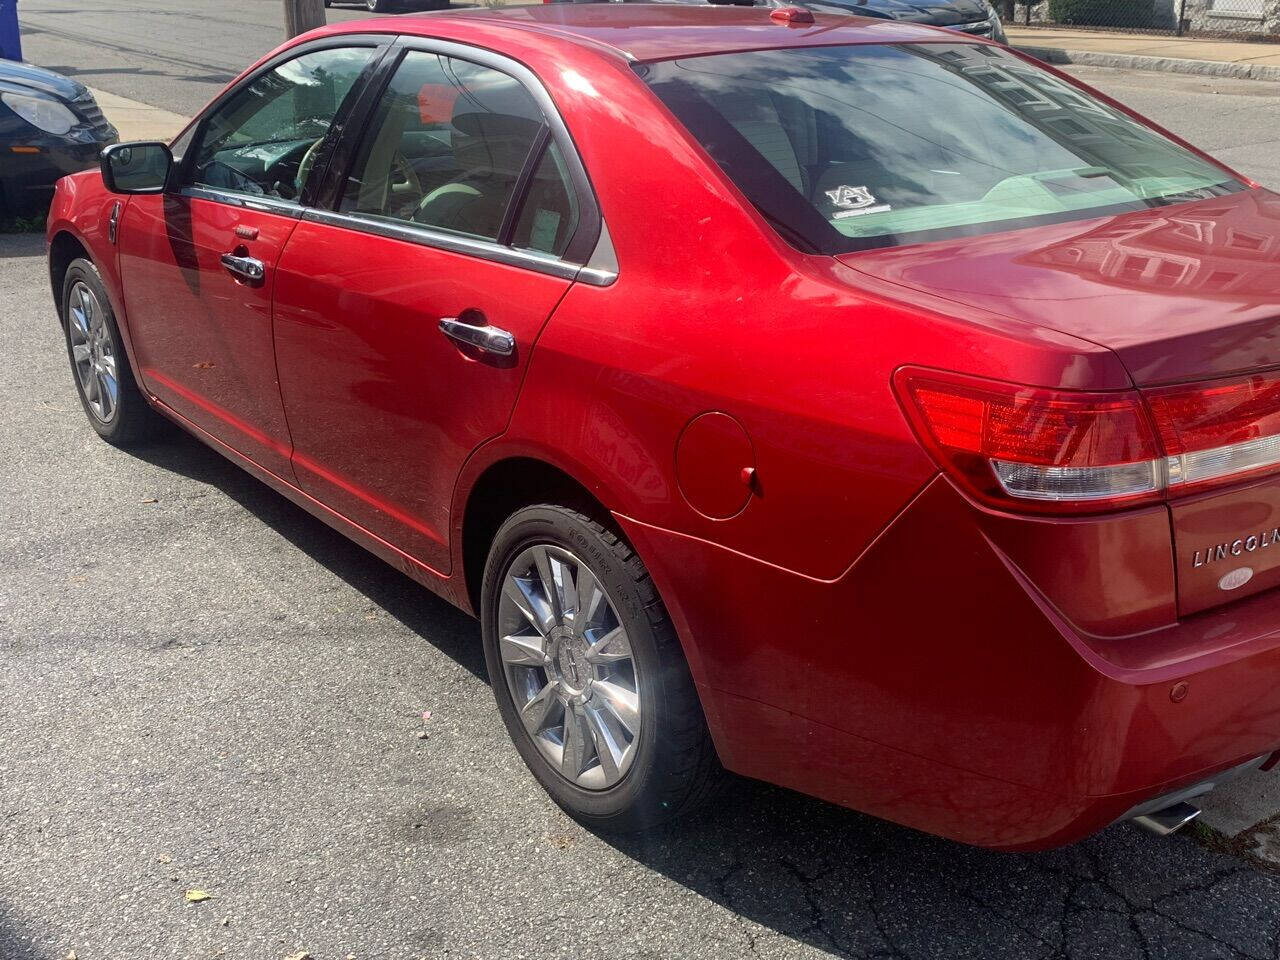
498,542,641,789
366,0,397,11
481,505,721,831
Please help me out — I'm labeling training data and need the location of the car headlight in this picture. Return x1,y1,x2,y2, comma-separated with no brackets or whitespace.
1,91,78,135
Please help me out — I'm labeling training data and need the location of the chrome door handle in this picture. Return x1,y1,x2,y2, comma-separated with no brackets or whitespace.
439,316,516,357
220,252,265,283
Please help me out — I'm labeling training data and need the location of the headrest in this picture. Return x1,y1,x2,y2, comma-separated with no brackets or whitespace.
450,78,543,178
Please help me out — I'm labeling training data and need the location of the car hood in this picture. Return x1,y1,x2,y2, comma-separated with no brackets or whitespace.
0,61,87,101
819,0,992,25
836,188,1280,387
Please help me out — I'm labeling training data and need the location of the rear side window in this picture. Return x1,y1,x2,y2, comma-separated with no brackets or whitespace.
640,43,1244,254
340,51,548,243
511,142,580,257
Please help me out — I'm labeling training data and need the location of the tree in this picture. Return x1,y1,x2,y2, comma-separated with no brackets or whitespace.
283,0,326,38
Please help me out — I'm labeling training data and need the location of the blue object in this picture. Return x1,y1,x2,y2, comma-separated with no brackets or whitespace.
0,0,21,63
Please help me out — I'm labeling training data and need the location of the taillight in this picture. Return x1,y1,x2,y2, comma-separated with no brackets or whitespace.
894,367,1280,514
1148,371,1280,493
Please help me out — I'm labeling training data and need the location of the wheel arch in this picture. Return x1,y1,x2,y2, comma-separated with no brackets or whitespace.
459,455,621,616
48,229,91,315
454,446,718,722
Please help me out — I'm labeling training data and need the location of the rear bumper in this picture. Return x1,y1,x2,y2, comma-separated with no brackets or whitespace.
617,476,1280,849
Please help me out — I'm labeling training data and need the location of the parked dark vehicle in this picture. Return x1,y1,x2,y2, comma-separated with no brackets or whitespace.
0,62,117,218
543,0,1008,42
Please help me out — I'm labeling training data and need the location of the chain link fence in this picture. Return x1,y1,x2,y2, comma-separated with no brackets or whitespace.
1001,0,1280,38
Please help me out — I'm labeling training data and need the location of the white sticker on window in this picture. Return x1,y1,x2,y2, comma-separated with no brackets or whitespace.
530,209,562,253
825,184,891,219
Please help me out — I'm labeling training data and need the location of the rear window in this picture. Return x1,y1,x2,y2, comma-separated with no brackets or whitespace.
639,43,1244,254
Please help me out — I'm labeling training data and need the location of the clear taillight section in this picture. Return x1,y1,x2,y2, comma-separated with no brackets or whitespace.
1148,373,1280,493
894,367,1280,514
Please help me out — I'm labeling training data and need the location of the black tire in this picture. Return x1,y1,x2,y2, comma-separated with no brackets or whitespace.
60,257,166,447
481,504,721,832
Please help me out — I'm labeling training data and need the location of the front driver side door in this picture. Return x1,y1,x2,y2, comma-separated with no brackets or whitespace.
118,42,379,480
272,46,603,573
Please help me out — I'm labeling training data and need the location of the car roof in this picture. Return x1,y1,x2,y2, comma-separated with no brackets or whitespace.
339,5,964,63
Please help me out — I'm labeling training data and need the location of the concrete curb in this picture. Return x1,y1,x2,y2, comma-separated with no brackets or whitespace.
1015,44,1280,83
88,86,190,143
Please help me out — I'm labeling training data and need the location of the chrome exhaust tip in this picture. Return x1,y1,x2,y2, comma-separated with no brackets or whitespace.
1132,801,1201,837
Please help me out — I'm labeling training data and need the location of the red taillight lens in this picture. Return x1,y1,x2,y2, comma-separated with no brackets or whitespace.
896,366,1280,514
895,368,1162,512
1147,371,1280,492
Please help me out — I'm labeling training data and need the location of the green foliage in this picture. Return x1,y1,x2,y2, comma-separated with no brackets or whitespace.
1047,0,1155,28
0,214,47,234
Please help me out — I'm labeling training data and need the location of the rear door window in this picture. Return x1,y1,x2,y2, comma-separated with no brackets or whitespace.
339,51,550,243
640,43,1244,254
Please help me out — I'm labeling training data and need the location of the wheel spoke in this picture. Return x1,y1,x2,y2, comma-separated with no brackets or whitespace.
83,370,99,402
500,632,546,668
561,704,591,780
583,702,624,782
531,545,562,620
520,681,560,737
503,576,554,636
71,343,91,364
575,565,605,629
97,372,114,419
594,680,640,735
585,625,629,665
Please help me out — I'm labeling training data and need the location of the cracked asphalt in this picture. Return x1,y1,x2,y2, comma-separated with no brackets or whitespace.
6,10,1280,957
7,237,1280,960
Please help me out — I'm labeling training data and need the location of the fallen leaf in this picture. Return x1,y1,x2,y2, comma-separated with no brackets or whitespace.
65,951,77,960
185,889,213,903
283,952,312,960
141,498,158,504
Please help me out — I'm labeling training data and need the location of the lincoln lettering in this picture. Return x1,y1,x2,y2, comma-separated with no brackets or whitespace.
1192,528,1280,567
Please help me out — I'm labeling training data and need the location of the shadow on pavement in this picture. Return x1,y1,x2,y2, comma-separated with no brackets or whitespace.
125,430,487,682
0,905,41,960
0,234,47,260
122,431,1280,959
608,780,1280,959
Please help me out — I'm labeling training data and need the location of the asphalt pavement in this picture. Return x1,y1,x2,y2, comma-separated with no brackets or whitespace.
7,6,1280,959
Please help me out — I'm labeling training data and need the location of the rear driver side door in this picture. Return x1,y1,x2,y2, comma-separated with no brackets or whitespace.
272,43,606,574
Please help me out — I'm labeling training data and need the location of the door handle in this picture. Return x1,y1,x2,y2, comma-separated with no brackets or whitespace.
220,252,265,283
439,315,516,357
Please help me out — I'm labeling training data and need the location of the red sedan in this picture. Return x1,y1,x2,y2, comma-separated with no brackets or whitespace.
46,5,1280,849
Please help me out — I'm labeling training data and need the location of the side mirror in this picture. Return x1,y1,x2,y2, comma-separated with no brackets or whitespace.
100,141,173,194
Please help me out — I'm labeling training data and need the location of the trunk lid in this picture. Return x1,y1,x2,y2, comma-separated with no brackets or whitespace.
841,188,1280,618
837,189,1280,387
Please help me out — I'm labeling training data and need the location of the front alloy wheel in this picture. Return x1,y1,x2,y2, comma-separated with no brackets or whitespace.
66,280,119,424
498,543,641,790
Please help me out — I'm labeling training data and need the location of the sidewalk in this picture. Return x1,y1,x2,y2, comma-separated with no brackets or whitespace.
1008,25,1280,82
90,86,189,142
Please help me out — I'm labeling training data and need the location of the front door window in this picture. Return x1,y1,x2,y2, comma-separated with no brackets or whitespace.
189,46,375,202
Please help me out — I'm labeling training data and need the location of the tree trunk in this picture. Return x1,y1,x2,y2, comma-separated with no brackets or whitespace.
283,0,326,38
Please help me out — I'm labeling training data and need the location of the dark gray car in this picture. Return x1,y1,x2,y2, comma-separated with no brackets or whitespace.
546,0,1008,42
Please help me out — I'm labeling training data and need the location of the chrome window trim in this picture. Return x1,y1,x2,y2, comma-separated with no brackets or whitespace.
180,185,304,219
169,33,620,286
303,207,617,286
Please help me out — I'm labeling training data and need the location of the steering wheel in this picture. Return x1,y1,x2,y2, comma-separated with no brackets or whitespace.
294,137,327,198
385,152,423,210
294,140,422,211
